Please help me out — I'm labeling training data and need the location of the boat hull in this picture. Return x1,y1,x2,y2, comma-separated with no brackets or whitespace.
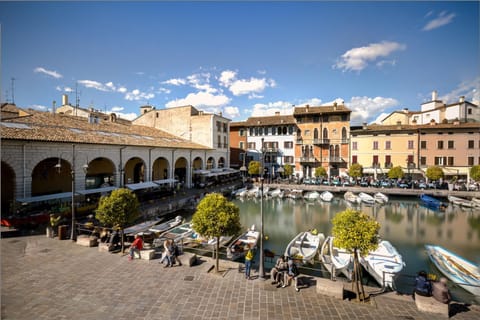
285,231,324,264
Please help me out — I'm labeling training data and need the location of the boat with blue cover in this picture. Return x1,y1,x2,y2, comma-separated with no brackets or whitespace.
420,194,444,208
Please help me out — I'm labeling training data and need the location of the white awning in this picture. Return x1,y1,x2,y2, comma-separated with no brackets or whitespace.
153,179,178,185
125,181,161,191
77,186,117,195
17,192,72,204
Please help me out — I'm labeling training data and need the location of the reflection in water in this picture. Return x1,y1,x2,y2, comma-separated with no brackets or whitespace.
227,195,480,304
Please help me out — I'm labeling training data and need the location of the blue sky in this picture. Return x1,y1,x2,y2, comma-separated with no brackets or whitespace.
1,1,479,125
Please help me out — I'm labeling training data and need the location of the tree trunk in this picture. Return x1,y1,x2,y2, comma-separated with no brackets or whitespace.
120,229,125,254
352,250,366,302
215,236,220,272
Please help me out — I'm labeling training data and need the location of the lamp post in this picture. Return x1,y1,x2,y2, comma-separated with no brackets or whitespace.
240,152,247,185
70,145,89,241
259,137,266,279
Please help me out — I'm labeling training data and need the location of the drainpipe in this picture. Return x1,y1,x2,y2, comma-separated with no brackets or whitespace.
22,144,27,198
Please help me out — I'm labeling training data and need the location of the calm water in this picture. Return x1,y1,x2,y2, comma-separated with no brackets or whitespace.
213,194,480,304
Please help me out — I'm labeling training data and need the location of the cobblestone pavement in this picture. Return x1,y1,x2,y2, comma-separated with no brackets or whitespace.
2,235,480,320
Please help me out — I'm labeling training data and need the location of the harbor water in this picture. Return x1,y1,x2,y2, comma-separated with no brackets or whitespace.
206,194,480,304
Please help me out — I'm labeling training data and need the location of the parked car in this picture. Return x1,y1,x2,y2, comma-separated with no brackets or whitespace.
360,180,369,187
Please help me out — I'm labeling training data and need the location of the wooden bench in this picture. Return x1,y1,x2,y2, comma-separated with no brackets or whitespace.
316,277,344,299
414,293,449,318
133,249,156,261
76,235,98,247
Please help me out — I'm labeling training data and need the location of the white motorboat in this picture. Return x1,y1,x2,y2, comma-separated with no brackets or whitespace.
374,192,389,204
287,189,304,200
148,215,183,235
319,236,353,280
227,225,260,261
320,191,334,202
246,186,260,198
472,198,480,208
360,240,405,289
158,222,194,243
233,187,247,198
304,191,320,201
270,188,284,198
344,191,361,204
448,195,474,208
359,192,376,205
284,230,325,264
425,245,480,297
124,217,164,237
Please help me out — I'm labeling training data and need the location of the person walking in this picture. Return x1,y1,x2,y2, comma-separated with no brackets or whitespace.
172,241,182,266
244,245,254,280
160,239,173,267
128,234,143,261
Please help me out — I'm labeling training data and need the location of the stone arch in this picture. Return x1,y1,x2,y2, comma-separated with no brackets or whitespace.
124,157,145,184
174,157,188,183
1,161,15,214
32,157,72,196
192,157,203,170
152,157,170,180
218,157,226,168
85,157,115,189
342,127,347,142
206,157,215,170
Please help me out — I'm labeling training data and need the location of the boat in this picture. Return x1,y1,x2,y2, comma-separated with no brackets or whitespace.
359,240,405,289
425,245,480,297
304,191,320,201
287,189,304,200
124,217,164,237
156,221,194,244
319,191,334,202
284,230,325,264
448,195,474,208
374,192,389,204
473,198,480,208
148,215,184,235
420,194,444,209
246,186,260,198
232,187,247,198
344,191,361,204
227,225,260,260
359,192,376,205
319,236,353,280
270,188,284,198
185,233,233,249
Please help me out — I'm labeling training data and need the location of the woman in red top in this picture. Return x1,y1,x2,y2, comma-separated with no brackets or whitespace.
129,234,143,261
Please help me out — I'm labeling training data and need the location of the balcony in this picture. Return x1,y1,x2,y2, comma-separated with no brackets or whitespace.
384,163,393,169
313,138,330,145
296,157,317,163
263,147,278,153
329,157,345,163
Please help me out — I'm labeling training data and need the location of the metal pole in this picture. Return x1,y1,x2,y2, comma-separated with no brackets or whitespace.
259,138,265,279
71,144,76,241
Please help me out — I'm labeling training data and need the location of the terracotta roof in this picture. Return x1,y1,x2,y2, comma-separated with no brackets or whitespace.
245,115,296,126
351,121,480,134
1,107,210,150
229,121,247,128
293,104,351,115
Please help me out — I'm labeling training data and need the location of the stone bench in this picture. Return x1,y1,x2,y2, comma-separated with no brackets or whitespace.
76,235,98,247
133,249,156,261
316,277,344,299
414,293,449,317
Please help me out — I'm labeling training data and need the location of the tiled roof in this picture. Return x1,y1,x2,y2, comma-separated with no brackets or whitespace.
351,121,480,133
293,104,351,115
245,115,296,126
1,106,210,150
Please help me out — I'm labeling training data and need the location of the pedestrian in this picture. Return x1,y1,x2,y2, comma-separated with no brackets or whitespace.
283,259,300,292
413,270,432,298
244,245,254,280
128,234,143,261
271,255,287,286
432,277,451,304
172,241,182,266
160,239,173,267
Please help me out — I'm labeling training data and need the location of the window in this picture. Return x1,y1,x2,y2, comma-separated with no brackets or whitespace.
434,157,446,166
468,108,472,115
216,121,221,132
408,140,414,149
373,141,379,150
217,135,221,148
288,126,293,135
254,127,258,136
352,155,358,164
373,155,379,166
224,136,228,148
420,141,427,149
385,141,391,150
447,141,454,149
468,157,474,166
284,141,293,149
239,129,245,136
437,141,444,149
247,142,256,149
284,156,294,163
447,157,454,166
352,141,358,150
420,157,426,165
385,155,391,167
239,141,244,149
249,128,253,136
223,123,227,132
468,140,474,148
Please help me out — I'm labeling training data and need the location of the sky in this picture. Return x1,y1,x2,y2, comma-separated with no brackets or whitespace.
1,1,479,125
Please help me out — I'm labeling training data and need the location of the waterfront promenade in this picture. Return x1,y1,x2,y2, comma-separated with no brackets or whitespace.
2,234,480,320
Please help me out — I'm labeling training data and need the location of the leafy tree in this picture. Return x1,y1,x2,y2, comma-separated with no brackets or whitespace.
248,160,260,176
283,164,293,178
314,166,327,178
348,163,363,179
387,166,404,179
191,193,242,272
96,188,140,253
425,166,444,182
332,209,380,302
470,165,480,181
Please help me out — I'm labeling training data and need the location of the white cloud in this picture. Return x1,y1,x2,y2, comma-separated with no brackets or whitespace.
219,70,237,87
333,41,406,72
163,78,187,86
55,86,73,93
251,101,295,117
372,112,390,124
117,87,128,93
439,77,480,104
346,96,400,124
107,106,137,120
34,67,63,79
165,91,230,108
223,106,240,119
423,11,456,31
78,80,111,92
29,104,49,111
218,70,275,97
124,89,155,101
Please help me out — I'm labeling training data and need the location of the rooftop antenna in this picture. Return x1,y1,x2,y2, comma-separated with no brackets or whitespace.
75,82,81,116
11,77,15,104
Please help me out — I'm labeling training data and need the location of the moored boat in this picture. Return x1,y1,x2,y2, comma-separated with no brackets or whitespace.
448,195,474,208
359,192,375,205
304,191,320,201
360,240,405,289
227,225,260,261
320,191,334,202
156,221,194,243
148,215,184,235
319,236,353,280
425,245,480,297
344,191,361,204
284,229,325,264
124,217,164,237
374,192,389,204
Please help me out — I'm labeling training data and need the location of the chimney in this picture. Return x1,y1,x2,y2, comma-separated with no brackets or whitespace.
403,108,409,113
62,94,69,106
305,104,310,112
52,100,56,114
432,90,438,101
459,96,465,103
275,111,280,116
362,122,367,130
219,112,222,117
333,102,337,111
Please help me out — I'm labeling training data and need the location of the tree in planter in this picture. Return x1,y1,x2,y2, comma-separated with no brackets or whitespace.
283,164,293,180
470,165,480,181
425,166,444,183
348,164,363,181
191,193,242,272
387,166,404,180
248,160,261,177
331,209,380,302
95,188,140,253
314,166,327,179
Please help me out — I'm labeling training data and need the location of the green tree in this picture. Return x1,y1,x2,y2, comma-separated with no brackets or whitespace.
283,164,293,178
348,163,363,179
387,166,404,179
248,160,260,176
425,166,444,182
470,165,480,181
96,188,140,253
332,209,380,302
315,166,327,178
191,193,242,272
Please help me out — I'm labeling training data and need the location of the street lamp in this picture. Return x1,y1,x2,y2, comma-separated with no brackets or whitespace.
259,137,266,279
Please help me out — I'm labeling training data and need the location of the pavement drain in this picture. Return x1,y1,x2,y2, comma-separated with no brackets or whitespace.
184,276,194,281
